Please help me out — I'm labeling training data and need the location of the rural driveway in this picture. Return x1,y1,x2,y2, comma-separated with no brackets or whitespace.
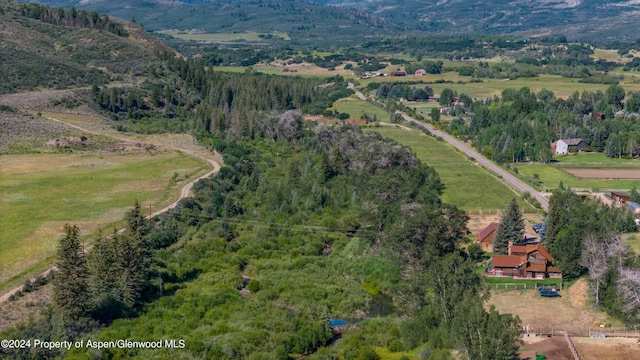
348,87,549,211
0,116,221,304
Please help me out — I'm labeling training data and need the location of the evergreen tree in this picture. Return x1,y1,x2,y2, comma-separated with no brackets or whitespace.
493,199,525,254
87,234,123,322
53,224,89,321
115,201,152,307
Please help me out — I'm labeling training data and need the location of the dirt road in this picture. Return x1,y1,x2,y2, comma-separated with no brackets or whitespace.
348,86,549,211
0,116,221,304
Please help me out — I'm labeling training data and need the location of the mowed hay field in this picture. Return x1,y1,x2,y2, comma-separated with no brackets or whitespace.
359,72,640,100
0,151,208,291
363,126,530,212
155,30,290,41
514,153,640,191
332,97,389,121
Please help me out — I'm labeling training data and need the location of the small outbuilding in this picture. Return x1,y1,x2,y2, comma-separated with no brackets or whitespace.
415,69,427,76
611,191,631,205
476,222,498,253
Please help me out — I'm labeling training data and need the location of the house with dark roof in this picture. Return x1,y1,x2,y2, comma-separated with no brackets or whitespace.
550,138,588,155
490,243,561,279
476,222,499,252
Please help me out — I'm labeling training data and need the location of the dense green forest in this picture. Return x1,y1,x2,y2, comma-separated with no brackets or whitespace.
371,83,640,161
91,51,354,134
1,119,522,359
542,187,640,323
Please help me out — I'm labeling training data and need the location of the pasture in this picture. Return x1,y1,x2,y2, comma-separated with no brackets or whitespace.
156,30,290,41
512,153,640,191
212,64,355,78
331,97,389,121
0,151,209,292
363,126,532,212
359,72,640,100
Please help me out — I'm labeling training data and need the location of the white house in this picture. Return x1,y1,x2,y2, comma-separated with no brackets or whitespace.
550,138,587,155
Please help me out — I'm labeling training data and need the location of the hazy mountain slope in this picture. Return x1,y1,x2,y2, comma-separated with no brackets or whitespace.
23,0,400,46
20,0,640,41
319,0,640,41
0,1,172,94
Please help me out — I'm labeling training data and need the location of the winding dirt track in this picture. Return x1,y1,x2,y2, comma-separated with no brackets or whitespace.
0,116,221,304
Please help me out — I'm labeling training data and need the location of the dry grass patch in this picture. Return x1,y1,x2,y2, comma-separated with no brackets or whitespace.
487,283,609,332
574,337,640,360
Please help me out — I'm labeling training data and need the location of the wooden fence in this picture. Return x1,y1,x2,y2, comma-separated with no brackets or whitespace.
564,331,581,360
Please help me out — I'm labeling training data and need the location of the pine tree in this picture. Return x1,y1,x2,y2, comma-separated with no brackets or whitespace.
493,199,525,254
115,201,152,307
87,237,119,307
53,224,89,321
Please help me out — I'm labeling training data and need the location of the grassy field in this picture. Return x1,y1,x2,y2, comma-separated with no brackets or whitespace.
0,151,209,292
156,30,289,41
359,73,640,100
212,65,355,78
625,233,640,254
551,153,640,167
363,126,532,212
512,153,640,191
331,97,389,121
592,49,623,60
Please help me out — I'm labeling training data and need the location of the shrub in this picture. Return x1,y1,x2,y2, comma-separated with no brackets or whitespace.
22,279,33,293
247,279,261,293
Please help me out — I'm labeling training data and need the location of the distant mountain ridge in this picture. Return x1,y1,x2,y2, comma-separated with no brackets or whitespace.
19,0,640,41
317,0,640,41
22,0,400,46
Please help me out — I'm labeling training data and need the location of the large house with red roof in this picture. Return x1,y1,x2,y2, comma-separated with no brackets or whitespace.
490,242,561,279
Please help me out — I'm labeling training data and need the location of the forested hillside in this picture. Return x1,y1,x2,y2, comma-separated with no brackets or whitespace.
0,1,170,94
24,0,399,47
318,0,640,41
26,0,640,41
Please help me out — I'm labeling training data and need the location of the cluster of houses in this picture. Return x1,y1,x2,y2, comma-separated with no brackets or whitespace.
476,222,562,279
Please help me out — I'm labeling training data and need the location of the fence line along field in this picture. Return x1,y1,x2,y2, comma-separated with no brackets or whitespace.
0,151,209,293
513,152,640,191
363,126,534,212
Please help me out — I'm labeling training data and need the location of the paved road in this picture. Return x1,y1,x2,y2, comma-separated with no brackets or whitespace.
348,86,549,211
397,112,549,211
0,117,221,304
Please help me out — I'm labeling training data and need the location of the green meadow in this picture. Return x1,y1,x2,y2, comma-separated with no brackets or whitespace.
359,73,640,100
0,151,208,292
363,126,532,212
512,152,640,191
156,30,290,41
551,152,640,167
332,97,390,121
